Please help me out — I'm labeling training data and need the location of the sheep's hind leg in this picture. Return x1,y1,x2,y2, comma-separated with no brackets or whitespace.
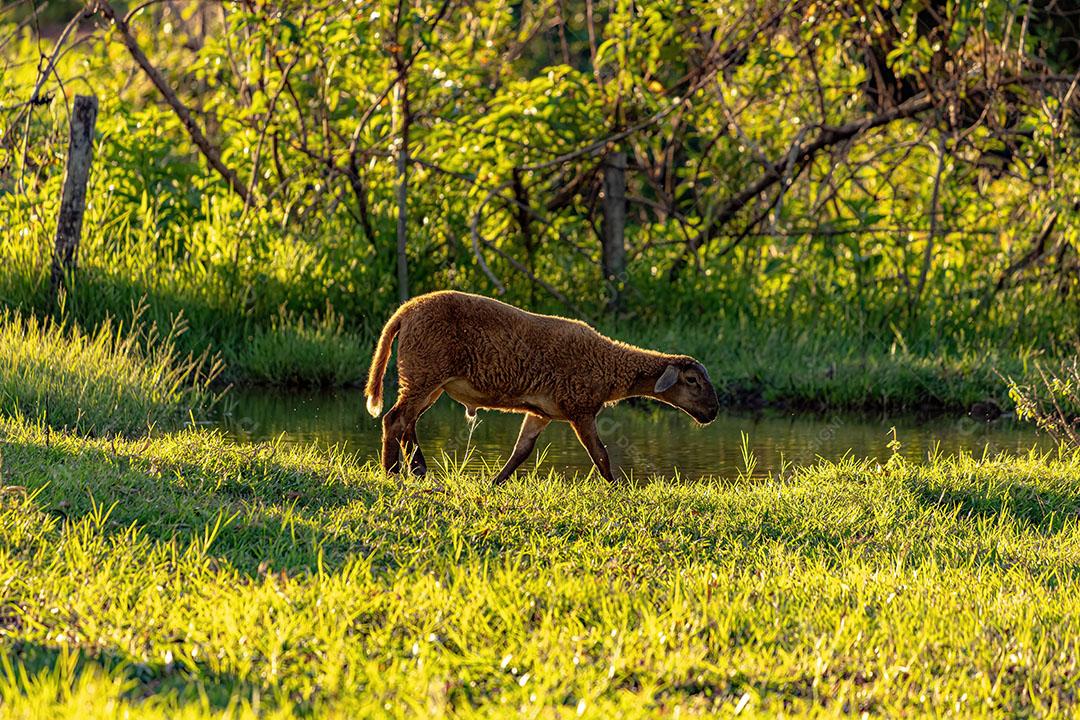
403,389,442,476
381,405,405,474
492,414,550,485
570,416,616,483
381,387,441,476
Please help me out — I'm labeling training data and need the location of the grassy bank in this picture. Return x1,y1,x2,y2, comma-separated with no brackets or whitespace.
614,321,1037,413
0,183,1068,412
1,414,1079,717
0,311,218,436
0,293,1049,415
0,192,1064,412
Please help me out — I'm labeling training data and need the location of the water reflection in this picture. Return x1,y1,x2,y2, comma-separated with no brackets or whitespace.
213,389,1053,481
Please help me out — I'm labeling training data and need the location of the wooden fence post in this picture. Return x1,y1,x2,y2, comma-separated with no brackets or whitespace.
50,94,98,302
601,149,627,311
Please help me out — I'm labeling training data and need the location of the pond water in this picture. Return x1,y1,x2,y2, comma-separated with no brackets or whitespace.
211,389,1055,481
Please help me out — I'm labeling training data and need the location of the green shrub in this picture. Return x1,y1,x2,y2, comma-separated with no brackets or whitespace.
1009,357,1080,447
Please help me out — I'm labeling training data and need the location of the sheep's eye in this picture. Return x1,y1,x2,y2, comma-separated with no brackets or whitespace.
686,376,698,386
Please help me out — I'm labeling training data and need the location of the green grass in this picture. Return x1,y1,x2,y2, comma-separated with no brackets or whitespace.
0,311,219,436
0,156,1068,410
0,178,1063,409
237,308,368,388
1,413,1079,717
605,320,1036,413
8,270,1044,411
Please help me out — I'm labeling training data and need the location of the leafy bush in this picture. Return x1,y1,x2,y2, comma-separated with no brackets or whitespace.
3,4,1079,343
1009,357,1080,447
0,310,220,435
1,3,1078,398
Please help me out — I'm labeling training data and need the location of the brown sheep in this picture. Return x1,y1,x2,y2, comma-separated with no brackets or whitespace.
365,290,719,483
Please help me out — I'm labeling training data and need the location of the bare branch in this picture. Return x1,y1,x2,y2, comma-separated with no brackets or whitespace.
97,0,254,205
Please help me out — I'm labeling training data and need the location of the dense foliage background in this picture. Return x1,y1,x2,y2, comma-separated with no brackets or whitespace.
1,0,1078,388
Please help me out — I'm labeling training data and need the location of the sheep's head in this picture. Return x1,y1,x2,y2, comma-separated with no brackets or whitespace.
653,358,719,424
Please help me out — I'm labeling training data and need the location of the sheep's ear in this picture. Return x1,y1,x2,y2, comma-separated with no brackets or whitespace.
654,365,679,393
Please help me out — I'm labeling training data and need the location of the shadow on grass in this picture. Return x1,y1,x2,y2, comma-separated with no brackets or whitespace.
2,432,553,578
2,431,750,581
3,268,241,351
1,640,276,713
11,262,379,376
0,435,386,576
909,476,1080,535
9,425,1080,586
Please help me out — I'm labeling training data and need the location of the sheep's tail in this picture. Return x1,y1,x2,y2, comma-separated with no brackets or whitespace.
365,312,402,417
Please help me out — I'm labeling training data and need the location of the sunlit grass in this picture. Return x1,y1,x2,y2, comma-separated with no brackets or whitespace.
0,155,1062,408
0,310,219,435
1,414,1079,716
239,307,368,388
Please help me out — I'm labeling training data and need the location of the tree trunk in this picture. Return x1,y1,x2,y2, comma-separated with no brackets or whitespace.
395,80,411,303
602,150,627,311
50,94,98,302
912,132,947,314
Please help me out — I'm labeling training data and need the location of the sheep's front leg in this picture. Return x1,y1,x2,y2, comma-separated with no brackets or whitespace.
403,424,427,476
493,413,550,484
571,416,616,483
